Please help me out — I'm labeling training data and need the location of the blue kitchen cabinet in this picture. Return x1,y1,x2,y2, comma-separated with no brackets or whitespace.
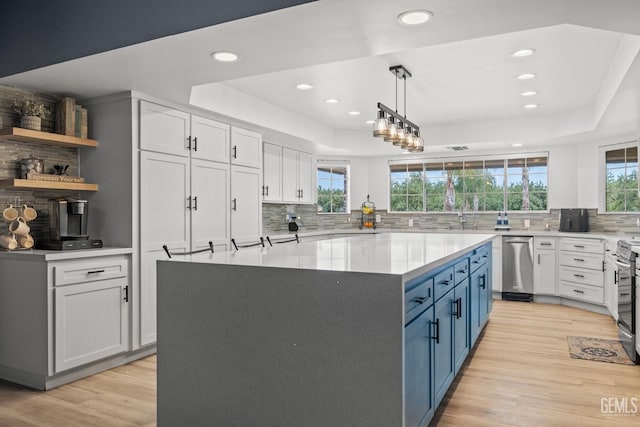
453,277,469,375
404,306,434,427
470,245,491,347
433,287,454,408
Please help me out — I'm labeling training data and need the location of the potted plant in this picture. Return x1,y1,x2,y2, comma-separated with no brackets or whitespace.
12,98,50,131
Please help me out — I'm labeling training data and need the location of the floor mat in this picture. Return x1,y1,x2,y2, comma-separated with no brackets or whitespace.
567,336,635,366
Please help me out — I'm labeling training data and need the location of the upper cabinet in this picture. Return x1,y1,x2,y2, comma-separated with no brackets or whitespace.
140,101,230,162
262,142,282,202
231,127,262,169
282,147,314,204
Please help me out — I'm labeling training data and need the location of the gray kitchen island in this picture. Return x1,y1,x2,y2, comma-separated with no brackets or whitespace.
157,232,494,427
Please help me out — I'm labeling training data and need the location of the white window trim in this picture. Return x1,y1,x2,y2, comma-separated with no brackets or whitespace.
317,161,351,214
598,140,638,214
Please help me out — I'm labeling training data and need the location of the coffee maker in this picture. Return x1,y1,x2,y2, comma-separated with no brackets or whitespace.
37,198,103,250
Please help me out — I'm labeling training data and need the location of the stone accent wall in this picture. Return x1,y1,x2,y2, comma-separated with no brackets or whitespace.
0,85,80,240
263,204,640,235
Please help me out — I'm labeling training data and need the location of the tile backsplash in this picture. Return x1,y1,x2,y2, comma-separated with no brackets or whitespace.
263,204,640,235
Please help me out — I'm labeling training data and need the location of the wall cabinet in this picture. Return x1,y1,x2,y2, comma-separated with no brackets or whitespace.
533,237,557,295
0,251,131,390
282,147,314,204
231,165,262,243
262,142,282,202
231,126,262,169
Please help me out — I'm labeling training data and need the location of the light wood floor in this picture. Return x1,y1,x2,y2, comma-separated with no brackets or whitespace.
0,301,638,426
433,300,640,426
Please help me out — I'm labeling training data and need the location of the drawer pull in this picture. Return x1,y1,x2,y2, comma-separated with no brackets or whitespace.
413,296,429,305
87,270,105,275
573,274,585,278
573,258,585,262
457,268,467,274
472,260,480,264
431,319,440,344
621,293,630,297
574,245,585,248
573,289,585,294
439,280,450,286
540,242,552,246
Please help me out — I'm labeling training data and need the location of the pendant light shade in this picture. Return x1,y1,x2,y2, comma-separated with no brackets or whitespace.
372,110,389,137
374,65,423,151
384,116,399,142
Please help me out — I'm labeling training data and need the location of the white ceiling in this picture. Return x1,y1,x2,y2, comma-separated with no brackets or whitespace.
2,0,640,156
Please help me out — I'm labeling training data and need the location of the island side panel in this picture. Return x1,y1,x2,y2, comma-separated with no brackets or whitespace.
157,262,403,427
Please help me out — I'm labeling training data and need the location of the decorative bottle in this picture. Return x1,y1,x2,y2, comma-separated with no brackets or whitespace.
504,212,509,226
497,212,502,226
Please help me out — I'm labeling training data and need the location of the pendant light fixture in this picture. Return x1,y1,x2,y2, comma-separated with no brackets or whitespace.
372,65,423,152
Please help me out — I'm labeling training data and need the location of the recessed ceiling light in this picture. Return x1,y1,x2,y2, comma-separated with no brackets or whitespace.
365,120,375,125
520,90,537,97
296,83,313,90
512,143,523,147
511,48,535,58
348,111,361,116
211,51,238,62
517,73,536,80
524,103,539,109
325,99,340,104
397,10,434,26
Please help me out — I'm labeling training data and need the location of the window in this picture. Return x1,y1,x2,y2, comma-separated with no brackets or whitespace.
604,145,638,212
317,163,349,213
389,154,548,212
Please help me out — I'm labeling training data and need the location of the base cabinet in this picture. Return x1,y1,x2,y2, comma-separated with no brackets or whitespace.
404,306,434,427
433,292,455,407
453,278,469,374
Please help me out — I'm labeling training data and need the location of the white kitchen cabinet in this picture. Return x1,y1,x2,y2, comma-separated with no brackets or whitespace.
140,101,190,157
282,147,314,203
262,142,282,202
231,165,262,243
491,237,501,293
231,126,262,169
191,159,230,251
533,237,557,295
604,242,618,319
140,151,190,346
558,237,604,305
191,115,230,163
55,278,129,372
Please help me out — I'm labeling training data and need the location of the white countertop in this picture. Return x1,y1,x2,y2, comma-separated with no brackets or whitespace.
165,232,495,276
0,246,132,261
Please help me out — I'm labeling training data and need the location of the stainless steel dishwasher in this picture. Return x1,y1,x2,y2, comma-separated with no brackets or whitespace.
502,236,534,301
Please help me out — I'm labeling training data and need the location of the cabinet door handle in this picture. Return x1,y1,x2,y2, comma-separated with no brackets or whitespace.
451,298,458,318
602,260,605,272
538,254,540,264
480,275,486,289
193,196,198,211
87,269,105,275
187,196,192,210
266,185,269,196
431,319,440,344
457,297,462,319
187,135,192,150
614,270,618,284
232,145,237,159
123,285,129,302
573,289,584,294
261,186,265,196
193,136,198,152
232,198,237,211
300,189,303,198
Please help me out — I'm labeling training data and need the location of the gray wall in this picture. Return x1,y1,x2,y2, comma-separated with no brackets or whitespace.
0,0,315,77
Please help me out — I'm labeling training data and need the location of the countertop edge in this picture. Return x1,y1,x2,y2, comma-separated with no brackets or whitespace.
0,247,133,261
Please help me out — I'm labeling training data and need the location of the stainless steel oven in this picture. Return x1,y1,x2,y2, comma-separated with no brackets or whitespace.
615,240,637,363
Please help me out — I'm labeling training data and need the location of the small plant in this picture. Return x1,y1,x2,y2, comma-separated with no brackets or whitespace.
12,98,50,118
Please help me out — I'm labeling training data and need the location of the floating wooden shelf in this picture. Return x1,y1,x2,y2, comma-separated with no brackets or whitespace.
0,127,98,148
0,179,98,192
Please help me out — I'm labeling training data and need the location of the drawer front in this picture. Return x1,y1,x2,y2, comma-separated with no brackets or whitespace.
559,266,604,288
53,256,128,286
470,247,489,272
559,280,604,304
454,258,469,285
534,237,556,250
433,266,455,302
559,251,603,271
405,278,434,324
560,238,603,254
